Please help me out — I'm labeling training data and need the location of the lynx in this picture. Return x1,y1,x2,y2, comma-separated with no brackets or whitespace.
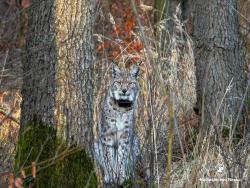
94,63,140,187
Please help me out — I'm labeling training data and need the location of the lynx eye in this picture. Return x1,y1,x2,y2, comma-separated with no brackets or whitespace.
114,81,121,84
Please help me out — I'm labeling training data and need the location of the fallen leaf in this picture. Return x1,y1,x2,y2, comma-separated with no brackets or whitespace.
113,25,121,35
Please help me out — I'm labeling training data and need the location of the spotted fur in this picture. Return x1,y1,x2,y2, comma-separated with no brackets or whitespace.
94,64,140,186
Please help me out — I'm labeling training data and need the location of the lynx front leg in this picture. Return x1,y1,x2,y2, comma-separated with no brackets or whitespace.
116,140,130,185
103,145,117,184
94,141,114,184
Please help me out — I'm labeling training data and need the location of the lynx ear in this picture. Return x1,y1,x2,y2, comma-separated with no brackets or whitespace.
112,62,121,78
130,65,139,79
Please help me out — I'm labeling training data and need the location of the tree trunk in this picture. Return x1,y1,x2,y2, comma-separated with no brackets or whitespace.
18,0,97,187
20,0,57,127
54,0,95,147
21,0,95,146
193,0,246,127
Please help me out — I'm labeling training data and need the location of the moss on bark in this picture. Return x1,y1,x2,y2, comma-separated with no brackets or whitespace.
15,122,97,188
15,122,56,188
53,143,97,188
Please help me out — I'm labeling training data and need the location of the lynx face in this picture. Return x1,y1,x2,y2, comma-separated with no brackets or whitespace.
109,64,140,108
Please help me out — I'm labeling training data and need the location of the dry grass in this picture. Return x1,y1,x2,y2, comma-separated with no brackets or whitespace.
0,91,20,186
130,2,249,187
0,1,249,188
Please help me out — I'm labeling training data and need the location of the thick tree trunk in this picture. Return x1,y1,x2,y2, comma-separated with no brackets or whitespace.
18,0,97,186
193,0,246,127
54,0,95,146
21,0,95,146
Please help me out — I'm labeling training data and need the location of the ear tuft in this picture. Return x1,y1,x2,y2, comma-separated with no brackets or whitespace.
112,62,121,78
130,65,139,79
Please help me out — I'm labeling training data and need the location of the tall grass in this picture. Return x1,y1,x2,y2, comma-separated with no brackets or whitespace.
91,1,250,187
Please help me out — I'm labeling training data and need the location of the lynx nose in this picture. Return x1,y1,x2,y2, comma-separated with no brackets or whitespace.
122,89,127,94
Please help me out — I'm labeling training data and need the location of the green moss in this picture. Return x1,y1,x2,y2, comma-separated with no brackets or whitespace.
54,142,97,188
15,122,97,188
15,121,57,188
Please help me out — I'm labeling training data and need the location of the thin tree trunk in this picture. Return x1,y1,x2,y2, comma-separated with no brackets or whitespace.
193,0,246,128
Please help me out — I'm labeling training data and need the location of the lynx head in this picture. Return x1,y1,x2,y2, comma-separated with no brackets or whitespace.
109,63,140,108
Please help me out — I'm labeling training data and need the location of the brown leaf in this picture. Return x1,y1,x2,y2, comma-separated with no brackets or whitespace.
96,43,105,53
124,17,135,33
113,25,120,35
132,40,143,52
111,50,120,59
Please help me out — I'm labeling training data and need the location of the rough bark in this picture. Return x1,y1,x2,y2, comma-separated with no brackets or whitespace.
21,0,95,147
18,0,97,186
238,0,250,67
21,0,57,127
193,0,246,127
54,0,95,146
